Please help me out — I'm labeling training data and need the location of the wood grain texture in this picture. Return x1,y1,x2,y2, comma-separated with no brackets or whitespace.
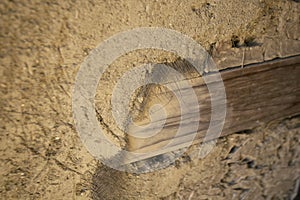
125,55,300,163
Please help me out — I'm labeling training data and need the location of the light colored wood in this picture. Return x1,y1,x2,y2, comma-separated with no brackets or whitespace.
126,55,300,163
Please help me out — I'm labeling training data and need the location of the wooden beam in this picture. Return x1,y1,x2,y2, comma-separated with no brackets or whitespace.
124,55,300,164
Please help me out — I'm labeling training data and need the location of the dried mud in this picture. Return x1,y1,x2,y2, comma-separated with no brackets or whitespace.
1,0,299,199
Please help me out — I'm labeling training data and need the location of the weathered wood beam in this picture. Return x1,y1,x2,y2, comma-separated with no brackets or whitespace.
125,55,300,164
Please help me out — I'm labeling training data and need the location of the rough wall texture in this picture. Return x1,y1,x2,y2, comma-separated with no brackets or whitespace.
1,0,299,199
93,117,300,199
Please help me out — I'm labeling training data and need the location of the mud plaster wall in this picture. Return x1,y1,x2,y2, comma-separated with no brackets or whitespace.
0,0,299,199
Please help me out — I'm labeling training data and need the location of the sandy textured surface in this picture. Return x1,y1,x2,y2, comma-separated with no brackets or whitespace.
92,117,300,199
1,0,299,199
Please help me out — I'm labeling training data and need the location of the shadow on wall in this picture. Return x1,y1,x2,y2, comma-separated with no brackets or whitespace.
92,164,128,200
